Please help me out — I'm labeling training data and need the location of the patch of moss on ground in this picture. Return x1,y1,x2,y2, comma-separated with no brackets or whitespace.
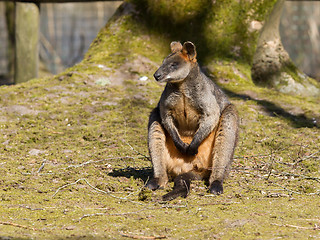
1,64,319,240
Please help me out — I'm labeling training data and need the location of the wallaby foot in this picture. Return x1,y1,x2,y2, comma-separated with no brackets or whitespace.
162,186,189,201
209,180,223,195
146,178,160,190
162,172,198,201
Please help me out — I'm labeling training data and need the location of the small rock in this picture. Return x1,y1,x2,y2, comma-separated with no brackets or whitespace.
139,76,148,81
28,149,45,156
65,226,76,230
96,64,111,71
95,77,110,86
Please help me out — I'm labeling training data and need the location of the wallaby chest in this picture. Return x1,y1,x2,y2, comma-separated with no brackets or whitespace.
164,90,200,136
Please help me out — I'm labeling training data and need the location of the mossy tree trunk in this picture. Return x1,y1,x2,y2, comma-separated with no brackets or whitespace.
252,0,290,84
252,0,320,96
85,0,319,97
14,2,40,84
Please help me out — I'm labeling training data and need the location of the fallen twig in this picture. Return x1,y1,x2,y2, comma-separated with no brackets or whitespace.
273,171,320,183
270,182,302,195
294,150,320,165
77,212,107,221
52,178,146,204
199,201,241,206
65,156,134,169
77,208,147,222
125,141,150,160
271,223,320,230
0,221,44,232
37,160,46,173
19,205,44,211
298,218,320,222
122,118,150,160
232,169,316,195
120,232,166,239
233,166,320,184
52,178,110,198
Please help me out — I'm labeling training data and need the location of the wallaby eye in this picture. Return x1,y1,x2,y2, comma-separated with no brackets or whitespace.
170,62,179,68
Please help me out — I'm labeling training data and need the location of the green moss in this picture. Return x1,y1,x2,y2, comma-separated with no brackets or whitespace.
127,0,277,64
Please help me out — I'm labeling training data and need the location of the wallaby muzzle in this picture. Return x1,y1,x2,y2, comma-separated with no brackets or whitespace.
153,71,162,81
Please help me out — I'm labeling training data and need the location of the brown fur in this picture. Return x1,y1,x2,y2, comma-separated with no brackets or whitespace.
147,41,239,200
165,130,215,179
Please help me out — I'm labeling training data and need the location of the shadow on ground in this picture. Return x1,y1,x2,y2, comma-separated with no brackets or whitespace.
108,167,152,183
223,89,319,129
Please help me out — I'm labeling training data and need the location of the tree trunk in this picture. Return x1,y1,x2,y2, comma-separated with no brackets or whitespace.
252,0,320,96
14,2,40,84
252,0,290,83
5,2,15,82
84,0,319,97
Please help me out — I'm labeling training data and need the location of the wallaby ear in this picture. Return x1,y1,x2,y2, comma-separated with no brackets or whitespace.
182,41,197,61
170,41,183,53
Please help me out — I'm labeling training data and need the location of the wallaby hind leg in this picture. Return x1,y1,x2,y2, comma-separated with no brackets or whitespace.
209,104,239,195
146,107,169,190
162,172,201,201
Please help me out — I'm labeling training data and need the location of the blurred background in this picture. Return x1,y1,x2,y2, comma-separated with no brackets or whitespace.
280,1,320,81
0,1,319,85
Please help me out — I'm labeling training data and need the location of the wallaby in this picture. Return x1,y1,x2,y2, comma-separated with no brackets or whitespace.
147,41,239,201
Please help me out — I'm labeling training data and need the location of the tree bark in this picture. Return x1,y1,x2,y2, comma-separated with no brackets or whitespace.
252,0,290,83
14,2,40,84
252,0,320,96
5,2,15,82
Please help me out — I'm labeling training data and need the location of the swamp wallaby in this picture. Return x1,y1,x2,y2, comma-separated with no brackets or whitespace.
147,41,239,201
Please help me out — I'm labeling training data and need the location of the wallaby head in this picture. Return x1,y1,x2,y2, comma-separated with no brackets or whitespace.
153,41,197,83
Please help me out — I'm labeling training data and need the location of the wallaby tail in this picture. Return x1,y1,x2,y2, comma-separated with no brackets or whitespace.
162,172,201,201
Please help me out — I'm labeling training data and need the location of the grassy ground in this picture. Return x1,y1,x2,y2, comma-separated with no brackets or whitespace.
0,55,319,239
1,6,320,239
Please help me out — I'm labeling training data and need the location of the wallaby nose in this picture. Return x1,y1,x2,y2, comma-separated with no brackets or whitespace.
154,72,161,81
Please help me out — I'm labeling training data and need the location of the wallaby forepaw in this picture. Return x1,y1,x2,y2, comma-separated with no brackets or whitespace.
146,178,160,190
209,180,223,195
176,142,189,155
186,145,198,156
